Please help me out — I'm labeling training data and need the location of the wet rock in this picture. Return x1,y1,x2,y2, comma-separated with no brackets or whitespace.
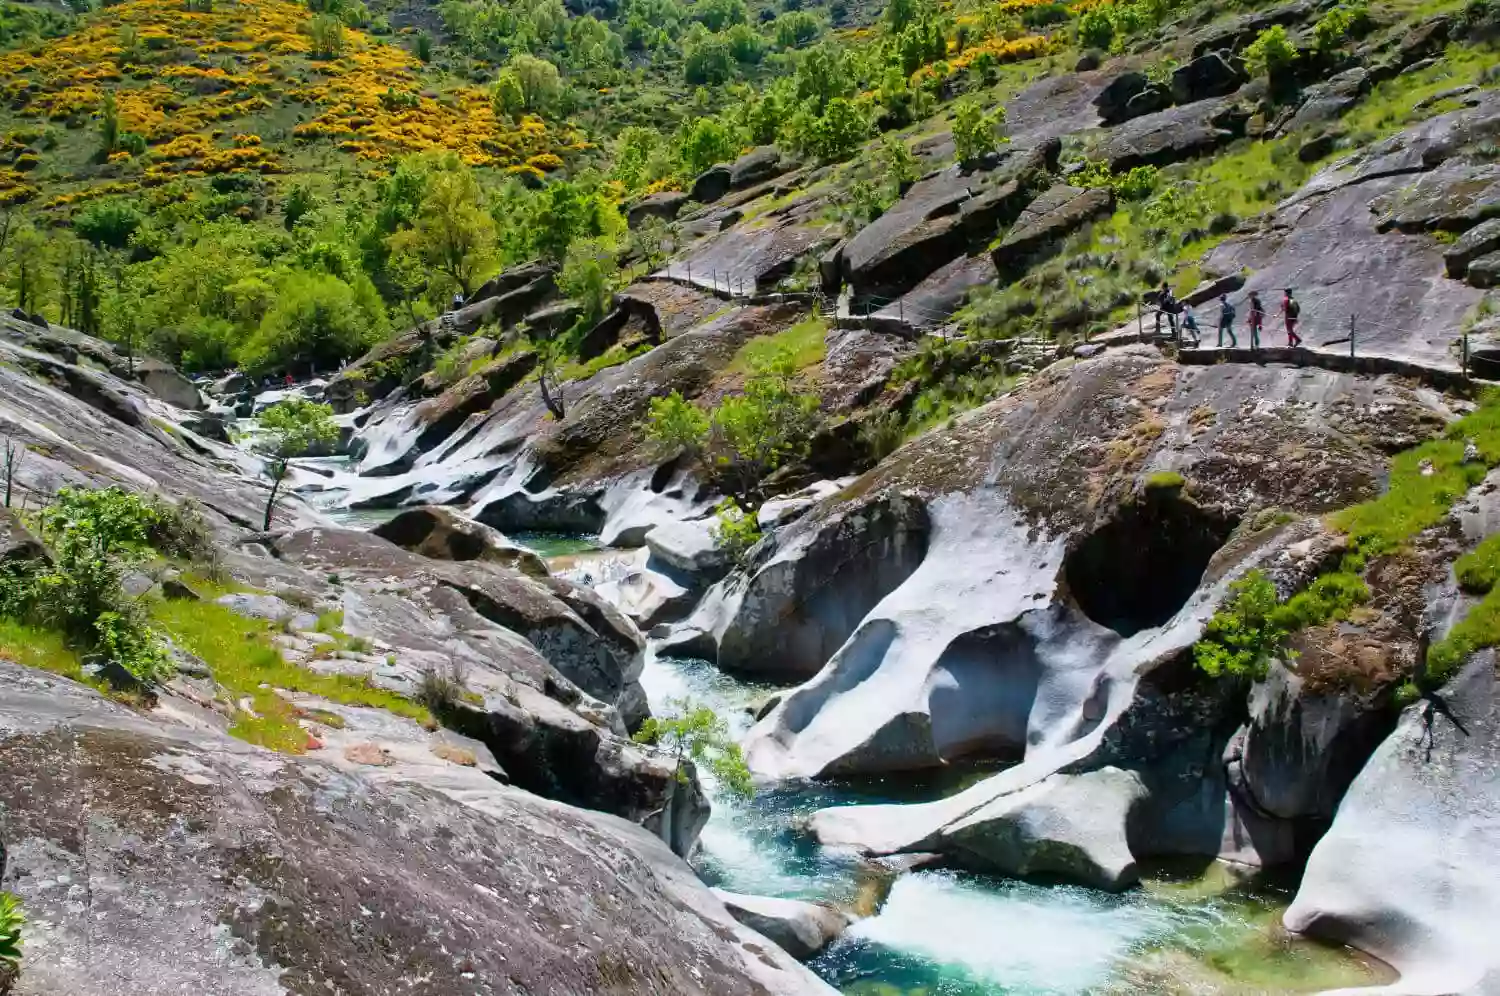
938,767,1147,891
372,506,549,577
665,493,930,681
1093,96,1249,172
0,660,834,996
1233,659,1394,822
596,562,699,630
991,184,1114,279
711,890,851,960
1171,50,1247,104
1446,219,1500,277
645,518,732,584
1285,654,1500,993
628,190,691,228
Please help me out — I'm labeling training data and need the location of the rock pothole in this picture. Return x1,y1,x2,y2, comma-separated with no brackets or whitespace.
1064,492,1239,637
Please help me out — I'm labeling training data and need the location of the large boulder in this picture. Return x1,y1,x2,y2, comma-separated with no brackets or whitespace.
711,891,851,960
0,661,834,996
1170,50,1247,104
663,493,931,680
134,357,204,410
690,163,734,204
628,190,690,228
938,767,1147,891
1093,96,1249,172
372,505,549,577
644,518,732,585
465,260,554,308
1444,217,1500,277
991,184,1114,279
842,170,972,298
1284,654,1500,993
1094,71,1170,125
729,146,787,189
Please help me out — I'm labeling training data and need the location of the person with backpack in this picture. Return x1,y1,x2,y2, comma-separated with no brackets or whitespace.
1247,292,1265,350
1154,281,1177,339
1218,294,1237,347
1181,304,1202,347
1282,289,1302,347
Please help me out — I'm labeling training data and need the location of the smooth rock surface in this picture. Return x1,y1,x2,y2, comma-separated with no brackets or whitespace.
711,890,851,960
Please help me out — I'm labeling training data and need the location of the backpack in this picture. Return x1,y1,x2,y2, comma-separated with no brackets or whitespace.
1286,297,1300,319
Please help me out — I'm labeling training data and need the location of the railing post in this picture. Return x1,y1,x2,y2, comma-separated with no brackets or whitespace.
1463,329,1470,379
1349,314,1356,359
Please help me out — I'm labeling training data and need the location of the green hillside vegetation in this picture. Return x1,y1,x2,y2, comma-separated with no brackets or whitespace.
0,0,1490,382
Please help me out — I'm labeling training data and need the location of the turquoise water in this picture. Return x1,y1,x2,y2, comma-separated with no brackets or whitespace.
510,531,603,558
639,655,1391,995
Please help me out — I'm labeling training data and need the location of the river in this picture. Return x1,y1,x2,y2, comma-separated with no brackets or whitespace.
303,478,1392,994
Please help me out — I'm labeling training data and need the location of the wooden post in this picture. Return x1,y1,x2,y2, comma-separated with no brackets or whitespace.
1464,329,1471,379
1137,299,1143,342
1349,314,1356,359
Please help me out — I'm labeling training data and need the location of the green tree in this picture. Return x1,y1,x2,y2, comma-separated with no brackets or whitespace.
308,12,346,58
387,165,496,297
3,223,54,315
952,97,1007,163
725,22,765,63
491,70,526,122
240,270,382,374
676,116,741,176
507,53,563,115
646,343,820,511
877,133,920,189
1244,24,1297,78
690,0,747,30
633,698,754,797
73,199,142,251
684,30,735,83
98,89,119,157
257,398,339,530
559,237,617,324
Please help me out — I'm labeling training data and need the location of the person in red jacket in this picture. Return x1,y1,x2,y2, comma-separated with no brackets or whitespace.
1282,288,1302,347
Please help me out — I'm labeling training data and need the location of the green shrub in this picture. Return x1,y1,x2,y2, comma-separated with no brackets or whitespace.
1312,1,1371,52
711,497,762,566
1077,7,1113,49
1145,470,1185,490
1425,586,1500,686
952,97,1006,163
633,698,753,797
1193,569,1368,679
1244,24,1297,78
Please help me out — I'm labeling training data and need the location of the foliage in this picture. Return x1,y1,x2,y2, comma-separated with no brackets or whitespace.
1194,567,1370,680
710,497,762,565
387,160,496,297
1312,1,1370,53
0,891,20,981
1077,7,1113,50
1426,583,1500,687
0,487,181,685
783,96,869,163
675,116,740,176
646,344,820,511
152,592,430,752
632,697,753,797
1145,470,1185,490
256,398,339,530
952,98,1007,163
73,199,143,250
1244,25,1297,78
1072,162,1159,200
557,237,617,324
1455,532,1500,593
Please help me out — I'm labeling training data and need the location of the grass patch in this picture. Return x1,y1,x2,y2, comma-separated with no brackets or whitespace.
561,341,653,381
1427,582,1500,685
0,618,85,681
151,596,430,753
1330,389,1500,561
1145,470,1186,490
1337,43,1500,147
728,315,828,375
1455,532,1500,593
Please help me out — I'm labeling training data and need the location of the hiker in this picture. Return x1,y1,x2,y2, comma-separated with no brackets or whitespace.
283,371,294,387
1247,292,1265,349
1154,282,1177,339
1282,288,1302,347
1181,305,1201,346
1217,294,1237,347
451,291,465,311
